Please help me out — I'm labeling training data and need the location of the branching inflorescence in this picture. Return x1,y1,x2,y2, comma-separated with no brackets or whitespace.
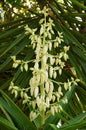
9,6,79,124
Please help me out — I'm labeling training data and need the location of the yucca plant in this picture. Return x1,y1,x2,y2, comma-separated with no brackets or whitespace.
0,0,86,130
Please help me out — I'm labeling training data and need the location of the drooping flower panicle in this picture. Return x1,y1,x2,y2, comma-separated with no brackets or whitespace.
9,6,79,124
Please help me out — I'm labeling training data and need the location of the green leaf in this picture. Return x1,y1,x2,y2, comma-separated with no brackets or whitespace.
0,89,37,130
50,113,86,130
68,51,86,84
0,37,29,71
0,116,18,130
71,0,86,10
0,32,25,58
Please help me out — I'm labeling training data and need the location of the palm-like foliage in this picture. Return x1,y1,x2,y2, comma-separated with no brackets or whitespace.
0,0,86,130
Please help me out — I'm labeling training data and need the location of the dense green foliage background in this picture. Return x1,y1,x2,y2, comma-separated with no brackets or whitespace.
0,0,86,130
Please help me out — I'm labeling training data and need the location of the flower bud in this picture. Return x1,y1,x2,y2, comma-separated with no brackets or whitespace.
42,55,47,67
34,62,39,69
34,87,39,98
44,71,48,82
30,87,34,96
13,63,19,68
36,96,41,107
21,91,24,98
30,111,37,121
45,82,49,93
50,82,54,92
32,101,36,109
48,91,52,101
63,53,68,61
49,66,53,78
53,71,57,79
14,90,18,98
48,42,52,51
24,63,28,71
40,25,44,35
50,57,55,65
51,106,55,115
64,46,70,52
24,93,29,100
52,95,55,102
43,45,48,54
46,97,50,107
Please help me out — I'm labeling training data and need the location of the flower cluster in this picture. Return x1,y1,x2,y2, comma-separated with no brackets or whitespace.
11,55,33,72
9,7,79,124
